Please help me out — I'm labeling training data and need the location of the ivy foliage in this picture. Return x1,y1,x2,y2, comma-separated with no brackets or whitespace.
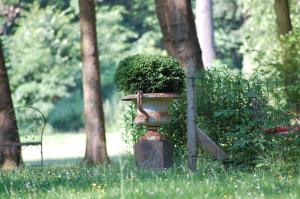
114,54,185,94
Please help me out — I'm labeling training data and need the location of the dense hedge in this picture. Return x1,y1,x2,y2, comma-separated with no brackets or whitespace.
114,54,185,94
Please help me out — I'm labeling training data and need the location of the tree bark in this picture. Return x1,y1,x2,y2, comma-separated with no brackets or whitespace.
155,0,204,70
156,0,204,171
0,39,21,170
274,0,292,36
79,0,108,164
195,0,216,69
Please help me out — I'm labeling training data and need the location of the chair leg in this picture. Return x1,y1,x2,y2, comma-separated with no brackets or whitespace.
41,144,43,167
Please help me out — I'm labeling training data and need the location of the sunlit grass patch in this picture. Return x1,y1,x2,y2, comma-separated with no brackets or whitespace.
0,157,299,199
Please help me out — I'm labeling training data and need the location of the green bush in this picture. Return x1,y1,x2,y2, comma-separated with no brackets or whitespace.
114,54,185,94
123,67,300,166
122,97,187,155
196,69,300,166
122,102,147,144
195,69,270,165
195,69,299,166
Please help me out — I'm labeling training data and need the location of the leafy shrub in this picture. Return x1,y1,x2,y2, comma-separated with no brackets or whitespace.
160,97,187,154
195,69,270,165
122,102,147,144
114,54,185,94
123,67,300,166
122,97,187,155
196,69,300,166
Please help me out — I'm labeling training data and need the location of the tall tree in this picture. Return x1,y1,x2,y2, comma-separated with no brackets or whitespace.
0,2,21,170
195,0,216,69
155,0,204,71
274,0,292,36
79,0,108,164
155,0,204,171
0,39,21,170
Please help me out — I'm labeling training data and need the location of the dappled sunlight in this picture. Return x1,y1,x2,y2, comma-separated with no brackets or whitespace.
22,132,132,166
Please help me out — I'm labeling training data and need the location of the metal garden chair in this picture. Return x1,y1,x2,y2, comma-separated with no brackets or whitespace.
0,106,46,167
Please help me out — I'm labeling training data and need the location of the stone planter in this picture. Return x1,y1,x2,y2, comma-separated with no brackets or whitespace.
122,92,179,169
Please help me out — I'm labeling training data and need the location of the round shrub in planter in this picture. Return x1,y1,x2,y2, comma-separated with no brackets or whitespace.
115,54,185,128
115,55,185,169
114,54,185,94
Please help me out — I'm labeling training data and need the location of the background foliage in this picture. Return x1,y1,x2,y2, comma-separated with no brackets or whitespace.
0,0,252,132
240,0,300,74
2,0,163,131
213,0,244,68
4,3,80,114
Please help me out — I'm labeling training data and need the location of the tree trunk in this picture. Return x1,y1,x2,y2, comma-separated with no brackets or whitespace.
274,0,292,36
195,0,216,69
0,39,21,170
155,0,204,70
156,0,204,171
79,0,108,164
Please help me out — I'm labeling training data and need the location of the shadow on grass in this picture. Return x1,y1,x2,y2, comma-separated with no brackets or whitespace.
24,153,134,167
0,154,140,195
25,157,83,167
0,155,299,199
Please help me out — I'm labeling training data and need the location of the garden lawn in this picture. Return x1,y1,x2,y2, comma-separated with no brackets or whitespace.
1,158,300,199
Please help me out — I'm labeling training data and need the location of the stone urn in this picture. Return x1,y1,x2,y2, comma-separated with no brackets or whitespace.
122,92,179,169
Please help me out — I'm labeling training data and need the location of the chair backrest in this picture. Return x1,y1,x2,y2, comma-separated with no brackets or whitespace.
1,106,46,143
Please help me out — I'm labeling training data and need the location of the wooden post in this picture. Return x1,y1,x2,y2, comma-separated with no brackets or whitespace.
196,127,227,161
187,59,198,171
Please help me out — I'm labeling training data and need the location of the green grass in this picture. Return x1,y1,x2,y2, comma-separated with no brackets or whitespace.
1,157,300,199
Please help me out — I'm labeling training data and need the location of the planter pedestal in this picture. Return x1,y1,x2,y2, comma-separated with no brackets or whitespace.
122,93,178,170
134,140,173,169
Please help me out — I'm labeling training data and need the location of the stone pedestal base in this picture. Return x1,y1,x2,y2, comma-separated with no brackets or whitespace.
134,140,174,169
